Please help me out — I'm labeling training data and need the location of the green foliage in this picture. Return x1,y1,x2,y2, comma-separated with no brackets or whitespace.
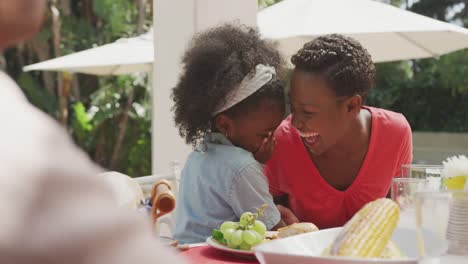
61,17,99,54
93,0,137,38
5,0,152,176
368,62,412,109
410,0,459,22
120,115,152,176
71,102,94,149
72,102,93,132
369,54,468,132
69,74,152,176
368,0,468,132
437,50,468,94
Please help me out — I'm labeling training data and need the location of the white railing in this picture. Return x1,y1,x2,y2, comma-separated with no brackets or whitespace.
135,161,180,236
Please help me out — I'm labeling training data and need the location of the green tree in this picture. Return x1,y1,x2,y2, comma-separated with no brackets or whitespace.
368,0,468,132
3,0,153,176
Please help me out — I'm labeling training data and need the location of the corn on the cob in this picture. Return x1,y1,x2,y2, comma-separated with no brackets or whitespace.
329,198,400,258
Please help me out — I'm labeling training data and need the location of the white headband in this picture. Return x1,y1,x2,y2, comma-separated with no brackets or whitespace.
212,64,276,116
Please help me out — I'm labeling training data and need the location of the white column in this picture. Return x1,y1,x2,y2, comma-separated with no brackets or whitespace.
152,0,257,174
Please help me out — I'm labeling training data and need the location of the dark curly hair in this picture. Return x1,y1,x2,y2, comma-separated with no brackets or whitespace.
171,24,285,146
291,34,375,101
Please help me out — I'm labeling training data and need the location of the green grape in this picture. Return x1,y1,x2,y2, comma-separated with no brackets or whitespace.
223,228,235,240
239,212,254,226
253,230,263,245
220,221,237,233
231,230,243,246
226,238,237,249
239,241,251,251
253,220,267,236
242,230,257,245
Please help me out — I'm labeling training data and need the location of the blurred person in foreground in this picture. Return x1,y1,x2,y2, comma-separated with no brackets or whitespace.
0,1,185,263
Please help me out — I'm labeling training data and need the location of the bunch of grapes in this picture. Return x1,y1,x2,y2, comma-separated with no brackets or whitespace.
212,205,268,250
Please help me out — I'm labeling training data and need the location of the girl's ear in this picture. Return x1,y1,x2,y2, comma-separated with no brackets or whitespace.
214,114,234,138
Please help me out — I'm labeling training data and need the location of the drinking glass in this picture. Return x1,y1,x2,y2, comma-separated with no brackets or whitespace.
392,164,444,228
401,164,443,179
392,178,427,228
401,164,444,191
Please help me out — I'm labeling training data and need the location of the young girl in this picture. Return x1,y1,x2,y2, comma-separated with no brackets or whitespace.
172,24,286,244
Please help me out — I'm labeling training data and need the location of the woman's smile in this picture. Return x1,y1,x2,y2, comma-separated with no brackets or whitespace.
297,129,321,149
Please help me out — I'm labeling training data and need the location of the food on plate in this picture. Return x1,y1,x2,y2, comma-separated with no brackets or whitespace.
262,222,319,242
212,204,269,251
328,198,400,258
212,206,322,250
264,231,278,240
277,222,319,238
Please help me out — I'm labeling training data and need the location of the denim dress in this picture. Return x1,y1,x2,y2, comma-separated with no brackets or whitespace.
174,133,280,244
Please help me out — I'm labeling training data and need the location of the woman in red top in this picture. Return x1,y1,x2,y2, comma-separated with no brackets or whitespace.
266,34,412,229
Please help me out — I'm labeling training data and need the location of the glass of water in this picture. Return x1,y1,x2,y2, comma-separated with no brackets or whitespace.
392,177,427,228
392,164,444,228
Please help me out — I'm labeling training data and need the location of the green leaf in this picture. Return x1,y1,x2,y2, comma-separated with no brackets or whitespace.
71,102,95,150
212,229,226,244
73,102,93,131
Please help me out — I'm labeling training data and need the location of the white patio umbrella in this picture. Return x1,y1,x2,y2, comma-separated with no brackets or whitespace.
23,30,153,75
258,0,468,63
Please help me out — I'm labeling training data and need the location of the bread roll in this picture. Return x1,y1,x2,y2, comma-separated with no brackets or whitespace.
277,222,319,238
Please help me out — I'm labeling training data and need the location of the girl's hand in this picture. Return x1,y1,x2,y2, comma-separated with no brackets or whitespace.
254,132,276,164
277,204,300,226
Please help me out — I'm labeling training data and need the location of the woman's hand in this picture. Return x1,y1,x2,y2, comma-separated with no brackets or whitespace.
254,132,276,164
277,204,300,226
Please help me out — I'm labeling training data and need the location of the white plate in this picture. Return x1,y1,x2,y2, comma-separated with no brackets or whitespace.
206,236,255,259
255,227,446,264
206,231,279,259
206,237,256,257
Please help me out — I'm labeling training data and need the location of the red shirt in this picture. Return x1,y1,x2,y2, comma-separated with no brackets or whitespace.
264,106,412,229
